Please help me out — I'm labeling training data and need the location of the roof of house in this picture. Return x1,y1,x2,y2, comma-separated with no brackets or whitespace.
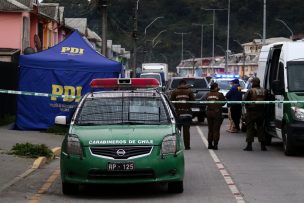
65,18,87,35
39,3,59,22
243,37,292,46
87,28,101,42
0,0,32,11
59,6,64,24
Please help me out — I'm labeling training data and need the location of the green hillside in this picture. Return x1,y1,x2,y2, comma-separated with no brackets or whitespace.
43,0,304,71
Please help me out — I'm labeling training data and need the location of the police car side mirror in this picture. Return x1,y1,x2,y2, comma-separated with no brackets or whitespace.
55,116,67,125
271,80,284,95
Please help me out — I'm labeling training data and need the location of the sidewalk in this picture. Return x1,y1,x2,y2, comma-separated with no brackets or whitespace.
0,123,63,191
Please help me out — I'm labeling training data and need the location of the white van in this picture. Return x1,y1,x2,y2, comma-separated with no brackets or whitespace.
257,41,304,155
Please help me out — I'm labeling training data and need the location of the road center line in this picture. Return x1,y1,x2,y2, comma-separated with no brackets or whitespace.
196,126,246,203
28,168,60,203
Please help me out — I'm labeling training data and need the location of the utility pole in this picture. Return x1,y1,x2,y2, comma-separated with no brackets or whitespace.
263,0,266,44
192,23,212,58
132,0,140,78
226,0,231,73
201,8,226,66
174,32,191,62
100,0,109,57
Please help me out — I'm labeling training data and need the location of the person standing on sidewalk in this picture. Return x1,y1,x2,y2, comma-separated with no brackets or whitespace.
226,78,242,133
205,83,226,150
243,77,268,151
170,79,195,150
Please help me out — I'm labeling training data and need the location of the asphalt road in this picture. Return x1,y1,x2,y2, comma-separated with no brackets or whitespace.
1,120,304,203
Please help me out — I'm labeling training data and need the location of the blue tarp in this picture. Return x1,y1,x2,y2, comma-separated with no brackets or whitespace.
16,31,123,130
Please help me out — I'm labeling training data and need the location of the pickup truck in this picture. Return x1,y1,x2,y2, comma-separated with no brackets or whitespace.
165,77,209,123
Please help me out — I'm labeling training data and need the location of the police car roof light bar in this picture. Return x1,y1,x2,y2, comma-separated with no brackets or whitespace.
215,74,240,79
90,78,160,89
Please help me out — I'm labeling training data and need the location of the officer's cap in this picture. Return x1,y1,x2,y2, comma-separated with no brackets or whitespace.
230,78,239,84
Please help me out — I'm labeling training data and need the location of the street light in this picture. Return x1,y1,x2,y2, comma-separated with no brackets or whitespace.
226,0,231,74
201,8,226,66
174,32,191,62
132,0,141,77
152,29,167,45
216,44,226,54
233,40,245,77
263,0,266,44
192,23,213,58
276,18,294,37
144,16,164,36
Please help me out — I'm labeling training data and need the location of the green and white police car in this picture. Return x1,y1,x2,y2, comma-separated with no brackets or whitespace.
55,78,185,195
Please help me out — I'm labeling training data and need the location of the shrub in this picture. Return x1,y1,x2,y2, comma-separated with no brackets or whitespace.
11,143,53,158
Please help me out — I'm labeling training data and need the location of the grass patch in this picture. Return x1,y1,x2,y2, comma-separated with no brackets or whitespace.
0,114,15,126
45,125,69,135
11,142,53,158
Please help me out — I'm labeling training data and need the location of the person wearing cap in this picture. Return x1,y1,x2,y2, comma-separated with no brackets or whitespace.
170,79,195,150
243,77,268,151
226,78,243,133
205,83,226,150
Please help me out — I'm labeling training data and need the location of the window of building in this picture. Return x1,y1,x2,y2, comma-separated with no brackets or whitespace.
22,17,30,51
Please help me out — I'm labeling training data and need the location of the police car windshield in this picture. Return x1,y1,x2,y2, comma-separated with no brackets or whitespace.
75,94,170,125
171,78,208,89
216,80,246,90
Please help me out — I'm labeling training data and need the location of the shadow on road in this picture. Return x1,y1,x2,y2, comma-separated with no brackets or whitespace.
70,183,177,199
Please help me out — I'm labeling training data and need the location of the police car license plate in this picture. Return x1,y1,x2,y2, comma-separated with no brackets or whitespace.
191,108,200,112
107,162,134,171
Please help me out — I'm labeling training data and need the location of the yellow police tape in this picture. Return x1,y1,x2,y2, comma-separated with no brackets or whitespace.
1,89,304,104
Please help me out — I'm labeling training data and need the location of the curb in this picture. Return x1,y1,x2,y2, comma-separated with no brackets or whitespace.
32,147,61,169
0,147,61,193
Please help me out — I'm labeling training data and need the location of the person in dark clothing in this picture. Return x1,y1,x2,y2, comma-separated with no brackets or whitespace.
170,79,195,150
205,83,226,150
243,77,268,151
226,78,243,132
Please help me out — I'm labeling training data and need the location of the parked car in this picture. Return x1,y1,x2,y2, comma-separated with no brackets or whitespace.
55,78,185,194
165,77,209,123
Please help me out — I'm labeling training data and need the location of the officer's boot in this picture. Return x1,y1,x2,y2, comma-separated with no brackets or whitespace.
243,142,252,151
213,141,218,150
208,141,213,149
261,142,267,151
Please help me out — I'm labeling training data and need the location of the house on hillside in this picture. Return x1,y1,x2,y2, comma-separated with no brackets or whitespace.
177,37,292,78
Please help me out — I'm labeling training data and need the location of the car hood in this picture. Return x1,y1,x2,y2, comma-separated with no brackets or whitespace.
71,125,174,147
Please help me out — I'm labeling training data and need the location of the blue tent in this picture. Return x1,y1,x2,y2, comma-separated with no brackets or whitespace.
16,31,123,130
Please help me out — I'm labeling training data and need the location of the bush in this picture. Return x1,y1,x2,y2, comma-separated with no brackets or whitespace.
11,143,53,158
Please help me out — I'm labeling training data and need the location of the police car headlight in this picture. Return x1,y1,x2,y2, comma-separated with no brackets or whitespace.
66,134,83,156
291,107,304,121
161,135,177,155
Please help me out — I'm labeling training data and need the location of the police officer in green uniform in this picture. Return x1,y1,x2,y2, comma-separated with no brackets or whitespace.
205,83,226,150
170,79,195,150
243,77,268,151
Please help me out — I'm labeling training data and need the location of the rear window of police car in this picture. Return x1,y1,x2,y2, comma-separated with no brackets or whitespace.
75,92,170,125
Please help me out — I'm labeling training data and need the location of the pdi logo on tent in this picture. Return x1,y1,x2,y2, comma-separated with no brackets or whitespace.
61,47,84,55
